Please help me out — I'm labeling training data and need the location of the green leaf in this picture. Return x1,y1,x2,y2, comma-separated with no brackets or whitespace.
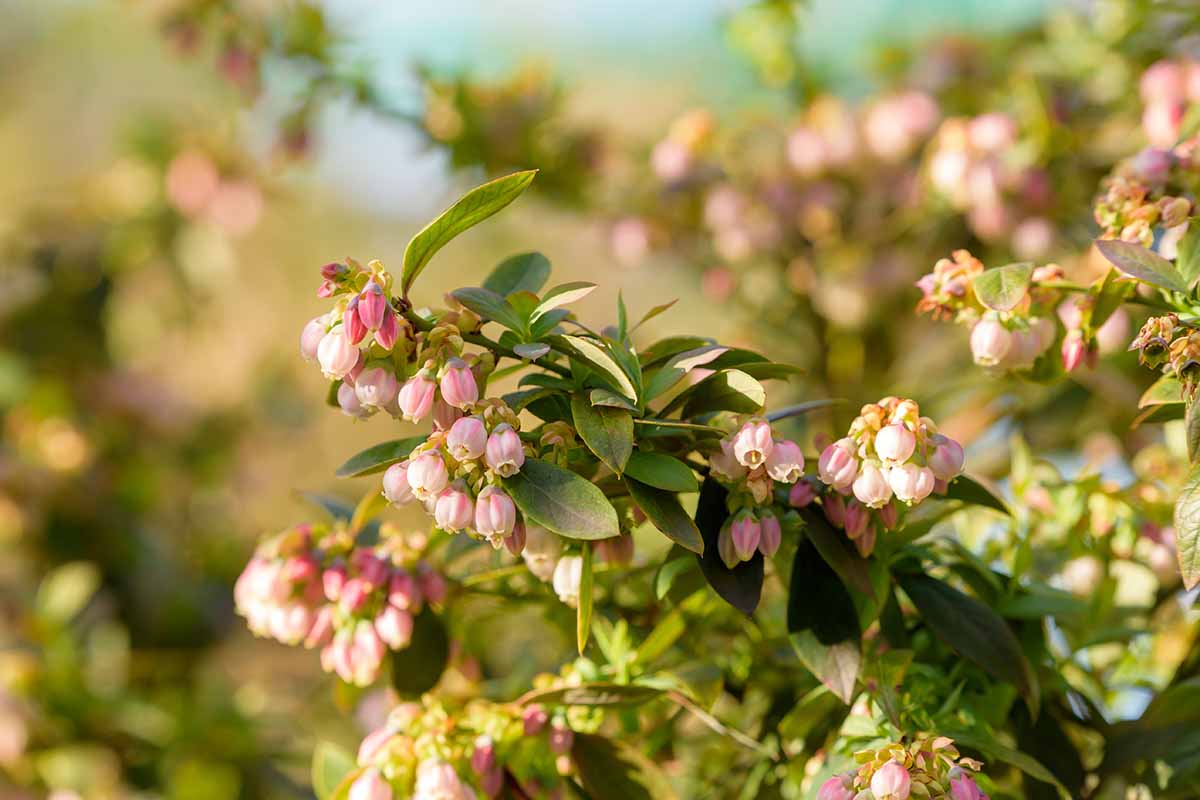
1189,402,1200,463
899,573,1039,716
632,299,677,332
571,394,634,474
797,508,876,599
1091,268,1134,330
973,262,1033,311
518,683,664,708
1095,238,1188,294
483,251,551,296
694,478,762,614
553,335,638,401
642,346,729,402
503,458,620,540
572,734,679,800
577,542,594,655
36,563,101,624
400,170,536,296
590,388,638,411
450,287,525,331
946,729,1070,799
942,474,1010,515
1177,226,1200,288
390,606,450,696
679,369,765,417
1141,375,1185,408
626,478,704,554
349,487,389,535
638,335,714,368
767,399,843,422
1175,463,1200,590
624,451,698,493
335,436,427,478
311,742,356,800
655,556,700,600
534,282,597,320
788,538,861,704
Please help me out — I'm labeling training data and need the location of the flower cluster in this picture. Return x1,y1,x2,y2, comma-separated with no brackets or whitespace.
818,736,987,800
814,398,964,556
708,418,805,566
347,697,582,800
234,523,446,686
1130,313,1200,397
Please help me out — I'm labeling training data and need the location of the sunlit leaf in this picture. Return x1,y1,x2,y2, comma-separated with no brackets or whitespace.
1095,238,1188,293
626,477,704,554
571,394,633,474
503,458,620,540
335,436,427,478
483,251,551,296
973,262,1033,311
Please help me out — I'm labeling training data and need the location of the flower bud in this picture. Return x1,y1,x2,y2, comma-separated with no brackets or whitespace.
374,605,414,649
889,462,935,505
549,719,574,754
758,513,782,557
434,485,474,532
317,330,360,380
817,774,856,800
929,435,965,481
818,439,859,490
415,760,467,800
523,704,549,735
474,486,517,546
823,492,846,527
766,439,805,483
710,437,748,482
398,375,436,422
382,461,414,505
730,513,762,562
472,736,502,797
323,564,347,602
878,500,899,530
970,319,1013,367
485,424,525,477
874,424,916,463
1061,330,1089,372
871,761,911,800
387,570,420,611
300,316,327,361
844,500,870,540
304,605,334,649
355,367,399,410
853,462,893,508
375,308,400,350
348,767,393,800
732,420,774,467
552,555,584,607
418,566,447,605
407,452,449,501
344,297,368,345
351,621,387,686
447,416,488,461
440,358,479,410
789,480,816,507
338,382,370,418
1160,196,1192,228
431,398,463,432
340,577,371,614
949,773,986,800
717,520,740,568
357,726,395,766
358,280,388,330
505,521,527,556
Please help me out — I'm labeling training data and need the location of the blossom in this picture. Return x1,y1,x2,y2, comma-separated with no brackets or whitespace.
474,486,517,546
447,416,488,462
382,461,414,505
317,329,360,379
348,768,393,800
889,462,935,505
485,424,525,477
874,424,915,463
440,358,479,409
434,485,474,532
732,420,773,467
552,555,584,607
928,435,965,481
969,319,1012,367
730,513,761,562
852,462,892,508
407,452,449,502
398,375,437,422
871,760,912,800
818,438,859,490
758,513,782,557
765,439,804,482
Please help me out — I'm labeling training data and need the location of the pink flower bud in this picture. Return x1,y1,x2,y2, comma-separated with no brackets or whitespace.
323,564,347,602
358,280,388,330
471,735,497,776
431,398,462,432
340,577,371,613
351,621,386,686
597,534,635,565
853,462,893,508
758,513,782,557
447,416,488,461
717,521,740,568
382,461,414,505
949,773,987,800
505,521,527,556
817,774,856,800
317,330,360,380
475,486,517,545
552,555,584,607
874,424,915,463
357,726,394,766
352,550,389,588
1141,59,1187,104
889,463,935,505
730,513,761,562
434,485,474,533
418,565,447,605
321,262,347,281
344,297,368,345
823,492,846,527
387,570,421,611
929,435,965,481
300,316,327,361
375,307,400,350
970,319,1013,367
766,439,804,483
317,280,336,298
374,605,414,649
355,368,399,410
708,438,746,484
407,452,449,501
338,383,370,418
818,439,859,490
844,500,870,540
871,760,912,800
549,719,574,754
523,704,548,735
789,480,816,507
398,375,436,422
1061,330,1088,372
440,358,479,410
878,500,899,530
304,605,334,649
485,424,525,477
348,767,393,800
732,420,774,467
415,760,466,800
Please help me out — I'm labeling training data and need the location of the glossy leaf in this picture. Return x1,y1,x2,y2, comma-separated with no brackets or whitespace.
533,281,597,320
571,394,634,474
311,742,356,800
788,538,861,703
590,388,638,411
694,478,762,614
642,345,728,402
1095,238,1188,293
483,251,551,296
577,542,594,654
503,458,620,540
572,734,679,800
626,477,704,554
1175,463,1200,590
518,683,664,707
624,451,699,493
797,507,876,599
390,606,450,696
400,170,537,296
553,335,638,400
450,286,525,331
679,369,765,417
973,261,1033,311
1140,375,1185,408
1189,401,1200,463
335,436,427,478
943,474,1010,515
638,335,714,368
766,399,843,422
1177,226,1200,288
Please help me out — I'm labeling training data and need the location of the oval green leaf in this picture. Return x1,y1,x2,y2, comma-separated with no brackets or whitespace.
518,682,665,708
942,474,1010,515
1174,463,1200,590
483,251,551,297
312,742,356,800
624,451,699,493
571,394,634,474
1095,238,1188,293
390,606,450,697
626,477,704,555
1140,375,1185,408
572,734,679,800
973,262,1033,311
679,369,765,417
503,458,620,540
335,435,427,478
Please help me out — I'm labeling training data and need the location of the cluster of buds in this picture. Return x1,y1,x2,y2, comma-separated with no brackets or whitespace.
348,697,581,800
234,523,447,687
1132,313,1200,397
708,418,806,567
382,402,528,550
1093,156,1192,247
814,398,964,556
818,736,987,800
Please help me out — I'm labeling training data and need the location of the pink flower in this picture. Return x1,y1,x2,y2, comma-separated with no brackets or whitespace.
552,555,584,607
523,704,548,735
339,577,371,613
344,297,368,345
730,513,761,562
374,605,414,649
816,774,855,800
323,563,347,602
929,435,965,481
300,316,327,361
447,416,488,461
505,521,527,556
1061,330,1089,372
766,439,804,483
718,521,740,568
407,452,449,502
419,566,447,605
710,437,748,482
889,463,935,505
348,767,393,800
853,462,893,508
878,501,899,530
871,761,912,800
357,726,394,766
485,424,525,477
823,493,846,527
440,358,479,410
414,760,473,800
375,308,400,350
844,500,869,540
549,720,574,754
398,375,436,422
970,319,1013,367
317,330,360,379
758,513,782,557
874,424,916,463
355,367,399,410
434,485,474,532
387,570,421,611
358,280,388,330
382,461,414,505
338,383,370,419
304,606,334,649
789,481,816,507
732,420,774,467
432,398,463,432
474,486,517,546
950,772,988,800
597,534,634,565
350,622,387,686
818,439,859,490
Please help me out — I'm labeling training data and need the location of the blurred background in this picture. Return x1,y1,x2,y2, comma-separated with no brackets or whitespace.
0,0,1186,797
